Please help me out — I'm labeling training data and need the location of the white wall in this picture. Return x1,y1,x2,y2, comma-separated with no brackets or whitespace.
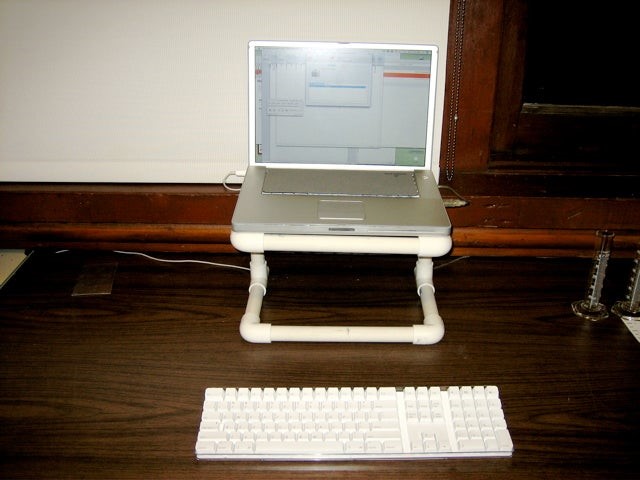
0,0,450,183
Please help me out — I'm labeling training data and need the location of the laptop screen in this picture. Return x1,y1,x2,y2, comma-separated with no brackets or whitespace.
249,41,438,170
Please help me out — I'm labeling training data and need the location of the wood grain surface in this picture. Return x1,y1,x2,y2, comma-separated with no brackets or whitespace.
1,251,638,478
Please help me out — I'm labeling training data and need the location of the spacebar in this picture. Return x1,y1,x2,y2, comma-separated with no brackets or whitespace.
254,441,344,454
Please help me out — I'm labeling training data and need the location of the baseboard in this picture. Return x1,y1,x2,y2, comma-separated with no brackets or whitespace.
1,183,638,257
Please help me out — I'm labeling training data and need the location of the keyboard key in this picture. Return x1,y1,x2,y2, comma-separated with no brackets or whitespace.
495,428,514,451
255,440,345,455
382,440,404,453
345,441,365,453
198,430,228,441
458,438,486,452
366,441,383,453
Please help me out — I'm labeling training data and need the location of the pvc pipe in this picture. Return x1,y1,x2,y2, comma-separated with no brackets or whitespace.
269,325,416,343
239,288,271,343
412,257,445,344
231,231,452,257
239,254,271,343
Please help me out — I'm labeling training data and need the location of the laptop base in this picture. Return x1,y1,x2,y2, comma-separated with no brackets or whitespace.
230,231,452,345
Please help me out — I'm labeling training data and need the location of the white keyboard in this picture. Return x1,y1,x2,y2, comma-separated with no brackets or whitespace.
196,386,513,460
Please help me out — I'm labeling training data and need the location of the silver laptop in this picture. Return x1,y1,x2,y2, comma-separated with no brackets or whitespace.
232,40,451,237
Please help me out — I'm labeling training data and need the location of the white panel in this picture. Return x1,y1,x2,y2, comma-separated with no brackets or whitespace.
0,0,450,183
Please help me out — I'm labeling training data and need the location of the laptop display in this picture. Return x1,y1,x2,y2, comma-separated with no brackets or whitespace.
250,42,438,171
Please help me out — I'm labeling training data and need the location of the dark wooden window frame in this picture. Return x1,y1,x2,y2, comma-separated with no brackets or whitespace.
438,0,639,255
1,0,638,256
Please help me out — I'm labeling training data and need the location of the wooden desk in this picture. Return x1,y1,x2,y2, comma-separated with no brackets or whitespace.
1,251,638,479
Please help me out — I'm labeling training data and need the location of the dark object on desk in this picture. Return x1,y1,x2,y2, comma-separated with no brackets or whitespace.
71,261,118,296
0,251,638,479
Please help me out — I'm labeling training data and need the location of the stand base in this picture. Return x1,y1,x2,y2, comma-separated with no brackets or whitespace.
612,301,640,320
572,300,609,321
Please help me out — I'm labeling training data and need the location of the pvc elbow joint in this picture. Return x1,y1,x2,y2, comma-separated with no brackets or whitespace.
239,313,271,343
413,315,445,345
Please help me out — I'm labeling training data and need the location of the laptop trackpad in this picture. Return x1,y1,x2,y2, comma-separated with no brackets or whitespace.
318,200,365,221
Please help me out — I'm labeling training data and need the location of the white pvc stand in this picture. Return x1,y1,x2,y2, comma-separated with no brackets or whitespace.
231,231,452,345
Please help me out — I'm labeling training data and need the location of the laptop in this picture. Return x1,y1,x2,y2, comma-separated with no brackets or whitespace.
232,40,451,237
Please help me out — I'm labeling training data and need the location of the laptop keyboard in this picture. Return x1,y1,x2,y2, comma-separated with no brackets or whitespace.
262,169,419,197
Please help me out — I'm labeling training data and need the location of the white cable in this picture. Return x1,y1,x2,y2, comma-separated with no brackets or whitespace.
434,256,469,270
56,248,250,272
222,170,246,192
112,250,250,272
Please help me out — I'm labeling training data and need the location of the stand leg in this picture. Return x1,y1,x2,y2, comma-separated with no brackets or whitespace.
239,254,271,343
238,253,445,345
414,257,445,344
